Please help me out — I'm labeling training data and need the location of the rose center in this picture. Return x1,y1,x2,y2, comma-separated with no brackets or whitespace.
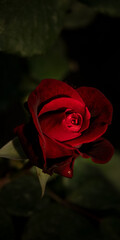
64,110,83,132
71,118,79,125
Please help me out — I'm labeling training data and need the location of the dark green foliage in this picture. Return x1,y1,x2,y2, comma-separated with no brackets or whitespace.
63,158,120,210
0,175,44,216
0,155,120,239
22,203,101,240
0,0,70,56
79,0,120,16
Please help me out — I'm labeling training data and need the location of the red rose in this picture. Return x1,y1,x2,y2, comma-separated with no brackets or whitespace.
15,79,114,178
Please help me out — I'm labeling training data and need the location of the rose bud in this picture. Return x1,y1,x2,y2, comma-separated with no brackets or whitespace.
14,79,114,178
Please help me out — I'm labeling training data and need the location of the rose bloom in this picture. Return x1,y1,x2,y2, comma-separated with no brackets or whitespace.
15,79,114,178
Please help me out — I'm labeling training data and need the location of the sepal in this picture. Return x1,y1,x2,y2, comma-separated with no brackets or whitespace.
36,167,50,197
0,137,27,160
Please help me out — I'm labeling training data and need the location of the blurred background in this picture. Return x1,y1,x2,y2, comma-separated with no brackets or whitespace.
0,0,120,239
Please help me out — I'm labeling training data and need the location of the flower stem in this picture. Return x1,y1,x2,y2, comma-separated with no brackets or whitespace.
47,189,101,223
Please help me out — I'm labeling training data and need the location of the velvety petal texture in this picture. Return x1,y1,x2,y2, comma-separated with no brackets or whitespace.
15,122,79,178
65,87,113,146
44,156,76,178
39,98,90,142
14,123,45,168
15,79,114,178
80,138,114,163
28,78,84,107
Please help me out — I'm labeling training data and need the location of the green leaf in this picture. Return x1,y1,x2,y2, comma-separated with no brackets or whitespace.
20,39,69,99
28,40,69,80
0,0,71,56
0,137,27,160
79,0,120,17
36,167,50,197
64,2,97,29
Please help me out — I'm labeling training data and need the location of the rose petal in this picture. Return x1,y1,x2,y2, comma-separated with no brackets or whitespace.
38,97,85,117
80,138,114,163
43,135,79,177
27,79,85,149
27,91,46,158
28,79,84,110
44,156,76,178
44,134,79,159
64,87,113,146
40,111,82,141
39,97,89,142
77,87,113,124
14,123,46,168
14,123,79,177
80,107,91,132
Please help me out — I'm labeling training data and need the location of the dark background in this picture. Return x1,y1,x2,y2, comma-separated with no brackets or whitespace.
0,13,120,149
63,14,120,150
0,1,120,240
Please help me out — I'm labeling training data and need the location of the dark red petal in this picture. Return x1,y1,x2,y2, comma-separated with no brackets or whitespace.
44,134,79,159
80,107,91,132
52,157,76,178
38,97,85,116
39,97,88,142
77,87,113,124
43,136,80,178
14,123,80,177
27,79,84,145
44,156,76,178
25,105,46,167
14,123,46,168
65,87,113,146
27,90,46,152
80,138,114,163
28,79,84,109
42,134,79,178
40,111,81,141
43,135,79,177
